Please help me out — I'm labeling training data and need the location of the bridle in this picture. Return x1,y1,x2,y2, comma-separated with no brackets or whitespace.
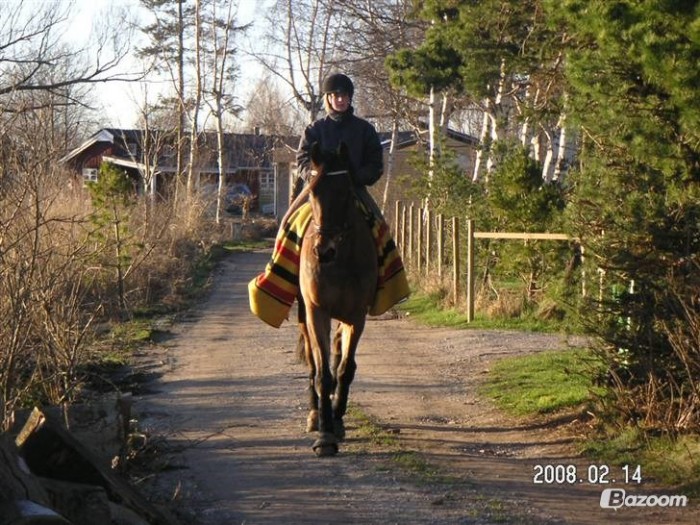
310,168,355,239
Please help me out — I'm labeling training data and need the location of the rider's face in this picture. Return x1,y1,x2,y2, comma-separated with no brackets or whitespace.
327,91,350,113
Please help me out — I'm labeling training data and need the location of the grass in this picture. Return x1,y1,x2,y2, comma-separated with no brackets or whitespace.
475,335,700,494
346,404,443,483
480,348,605,416
584,427,700,495
398,291,572,333
222,238,274,252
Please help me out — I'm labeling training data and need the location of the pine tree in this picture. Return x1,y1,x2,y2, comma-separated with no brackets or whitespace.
556,0,700,432
87,164,139,316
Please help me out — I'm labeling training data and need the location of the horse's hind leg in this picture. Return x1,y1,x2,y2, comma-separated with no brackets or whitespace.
330,323,343,390
332,318,364,441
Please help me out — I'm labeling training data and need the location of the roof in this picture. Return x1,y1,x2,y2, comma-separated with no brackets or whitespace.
60,128,298,170
377,126,478,151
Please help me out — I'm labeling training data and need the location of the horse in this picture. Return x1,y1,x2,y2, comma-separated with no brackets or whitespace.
297,142,378,457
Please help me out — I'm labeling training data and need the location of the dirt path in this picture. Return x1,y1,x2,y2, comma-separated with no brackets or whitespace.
135,250,694,524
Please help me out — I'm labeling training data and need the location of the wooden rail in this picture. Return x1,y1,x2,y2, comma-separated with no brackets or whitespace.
394,201,575,322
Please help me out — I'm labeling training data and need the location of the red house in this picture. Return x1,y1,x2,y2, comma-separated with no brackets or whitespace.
60,128,298,217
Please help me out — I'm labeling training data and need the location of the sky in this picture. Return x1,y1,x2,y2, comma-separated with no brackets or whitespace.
70,0,265,128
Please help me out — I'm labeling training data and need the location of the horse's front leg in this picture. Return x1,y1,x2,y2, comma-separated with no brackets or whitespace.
332,318,364,441
299,322,319,433
306,307,338,457
297,295,320,433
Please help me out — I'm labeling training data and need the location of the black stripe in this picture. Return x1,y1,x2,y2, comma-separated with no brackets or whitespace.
270,263,299,287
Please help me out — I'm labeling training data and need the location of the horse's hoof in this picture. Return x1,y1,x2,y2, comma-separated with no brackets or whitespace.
333,418,346,441
312,433,338,457
306,410,319,432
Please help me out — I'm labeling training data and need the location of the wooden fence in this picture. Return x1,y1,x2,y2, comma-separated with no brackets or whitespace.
393,201,575,322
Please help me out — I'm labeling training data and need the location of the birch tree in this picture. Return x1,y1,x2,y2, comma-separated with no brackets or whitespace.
200,0,248,224
335,0,427,214
140,0,195,204
392,0,567,184
386,29,464,177
186,0,204,201
254,0,342,124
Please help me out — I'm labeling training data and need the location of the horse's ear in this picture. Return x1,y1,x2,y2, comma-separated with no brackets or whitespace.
310,142,322,165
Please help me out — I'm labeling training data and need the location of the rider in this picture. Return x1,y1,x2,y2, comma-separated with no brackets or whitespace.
249,73,409,328
294,73,385,218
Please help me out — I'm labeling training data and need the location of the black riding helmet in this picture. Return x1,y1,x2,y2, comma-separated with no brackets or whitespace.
322,73,354,99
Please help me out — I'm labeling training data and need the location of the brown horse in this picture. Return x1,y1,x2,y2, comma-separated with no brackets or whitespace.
298,142,378,456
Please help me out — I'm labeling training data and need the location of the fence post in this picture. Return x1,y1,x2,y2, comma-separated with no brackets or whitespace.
437,214,444,280
400,204,407,261
408,204,414,268
467,219,475,323
417,207,423,274
425,208,432,275
452,217,460,304
394,200,400,244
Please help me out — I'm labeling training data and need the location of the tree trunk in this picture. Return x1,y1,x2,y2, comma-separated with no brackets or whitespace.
175,0,187,207
541,127,554,181
552,112,567,181
186,0,203,200
472,100,491,182
381,118,399,215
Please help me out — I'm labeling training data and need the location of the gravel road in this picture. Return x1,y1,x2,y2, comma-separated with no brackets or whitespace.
135,250,694,525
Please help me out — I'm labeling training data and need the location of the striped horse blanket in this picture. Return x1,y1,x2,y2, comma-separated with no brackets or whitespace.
248,202,410,328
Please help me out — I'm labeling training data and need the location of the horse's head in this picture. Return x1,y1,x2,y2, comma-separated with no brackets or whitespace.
307,142,355,263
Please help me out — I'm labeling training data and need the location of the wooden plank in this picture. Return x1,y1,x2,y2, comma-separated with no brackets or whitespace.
452,217,460,303
400,204,406,260
417,207,423,273
466,219,475,322
473,232,571,241
15,408,180,525
437,214,444,280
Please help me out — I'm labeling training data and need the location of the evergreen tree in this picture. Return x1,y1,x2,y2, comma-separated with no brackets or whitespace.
87,164,139,316
554,0,700,432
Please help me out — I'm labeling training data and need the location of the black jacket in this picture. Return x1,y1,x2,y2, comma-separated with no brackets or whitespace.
296,107,383,188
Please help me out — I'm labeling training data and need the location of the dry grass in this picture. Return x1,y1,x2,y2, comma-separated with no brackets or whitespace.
0,168,240,429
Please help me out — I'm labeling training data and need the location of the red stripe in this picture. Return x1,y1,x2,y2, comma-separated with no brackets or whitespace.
256,276,296,305
278,245,300,266
381,258,404,282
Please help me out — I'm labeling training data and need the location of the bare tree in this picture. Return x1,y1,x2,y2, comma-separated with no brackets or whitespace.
253,0,343,124
0,1,138,109
199,0,248,224
140,0,195,205
335,0,427,214
244,74,301,136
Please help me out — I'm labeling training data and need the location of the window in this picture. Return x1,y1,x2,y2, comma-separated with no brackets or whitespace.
125,142,138,157
82,168,98,183
259,171,274,191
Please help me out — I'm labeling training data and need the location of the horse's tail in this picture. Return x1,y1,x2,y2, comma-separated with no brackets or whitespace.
295,331,307,364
